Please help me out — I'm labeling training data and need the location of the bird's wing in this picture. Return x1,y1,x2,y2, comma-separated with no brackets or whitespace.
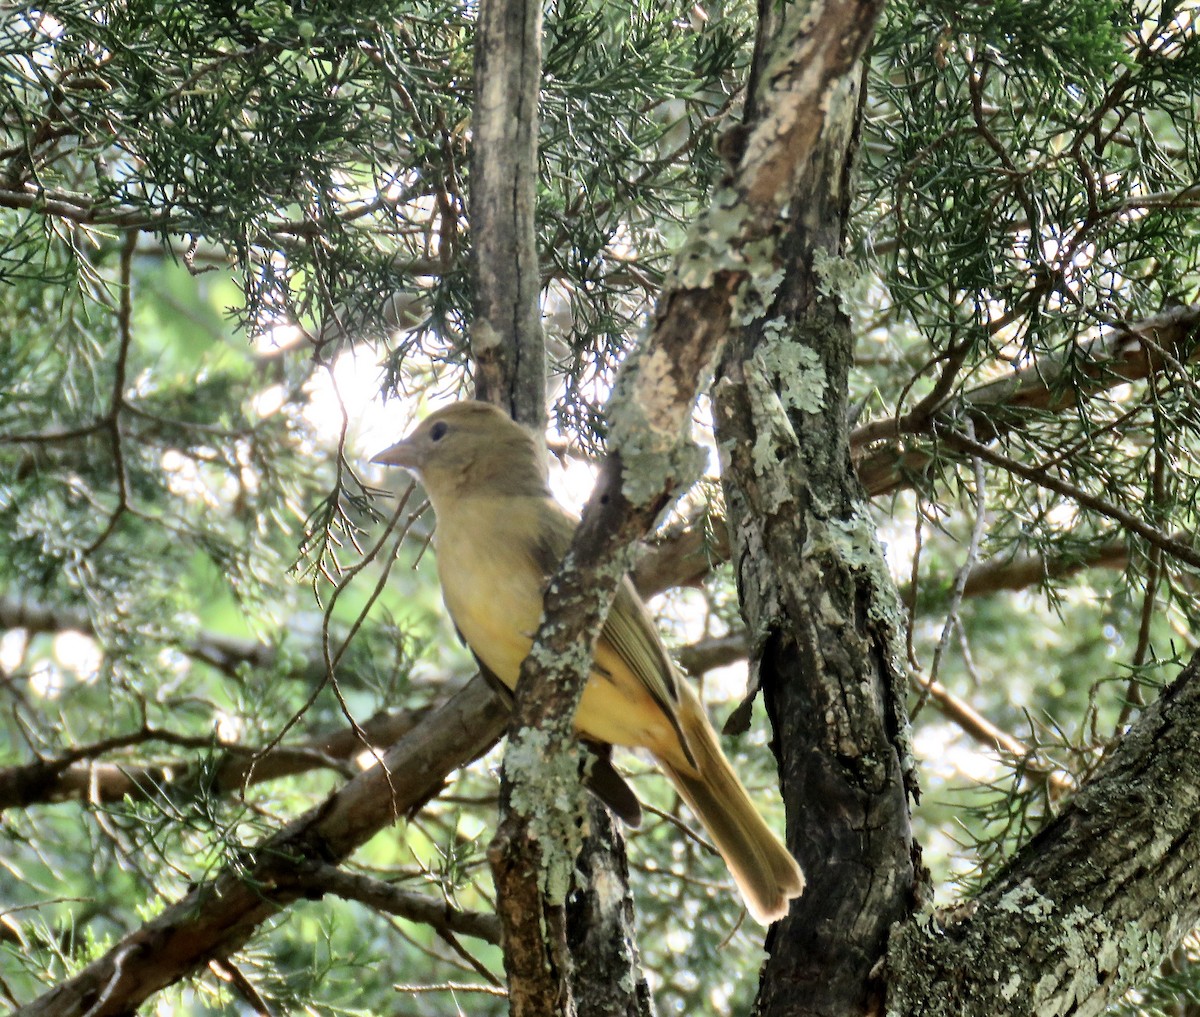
603,577,682,710
531,498,684,734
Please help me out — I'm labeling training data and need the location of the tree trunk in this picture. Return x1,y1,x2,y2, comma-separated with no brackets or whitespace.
470,0,546,425
713,45,919,1017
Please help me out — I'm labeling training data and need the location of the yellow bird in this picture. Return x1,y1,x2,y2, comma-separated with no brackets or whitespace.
374,400,804,924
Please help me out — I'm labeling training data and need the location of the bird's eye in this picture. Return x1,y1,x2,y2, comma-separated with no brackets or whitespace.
429,421,448,442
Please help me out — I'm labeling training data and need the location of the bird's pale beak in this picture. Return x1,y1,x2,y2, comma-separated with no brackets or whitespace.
372,438,419,469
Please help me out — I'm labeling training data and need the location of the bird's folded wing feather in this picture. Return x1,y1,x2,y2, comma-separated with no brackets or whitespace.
531,498,682,721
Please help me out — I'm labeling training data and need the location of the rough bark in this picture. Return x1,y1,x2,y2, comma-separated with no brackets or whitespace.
713,35,917,1017
887,649,1200,1017
569,807,656,1017
469,0,545,426
12,676,507,1017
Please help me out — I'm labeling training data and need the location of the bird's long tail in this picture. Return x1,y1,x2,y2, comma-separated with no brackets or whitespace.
660,698,805,925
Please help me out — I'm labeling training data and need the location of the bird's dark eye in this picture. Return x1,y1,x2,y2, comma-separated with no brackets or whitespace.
429,421,448,442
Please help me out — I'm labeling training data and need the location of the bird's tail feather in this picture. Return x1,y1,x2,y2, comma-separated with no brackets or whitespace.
661,704,804,926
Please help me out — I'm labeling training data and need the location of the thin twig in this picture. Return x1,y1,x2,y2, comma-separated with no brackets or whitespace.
930,424,989,684
933,423,1200,571
85,228,138,555
393,982,507,997
912,427,988,721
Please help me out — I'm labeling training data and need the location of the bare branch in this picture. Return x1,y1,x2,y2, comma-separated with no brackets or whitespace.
957,541,1128,597
676,634,748,676
630,517,731,598
0,708,427,811
932,424,1200,571
307,866,501,944
912,673,1072,796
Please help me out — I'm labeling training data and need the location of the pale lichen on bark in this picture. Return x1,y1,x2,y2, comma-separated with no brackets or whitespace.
805,502,906,640
742,365,800,494
506,727,586,906
608,352,709,508
668,185,755,291
812,247,871,315
752,317,827,415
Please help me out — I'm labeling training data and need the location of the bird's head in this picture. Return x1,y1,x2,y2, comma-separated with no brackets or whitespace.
372,400,549,503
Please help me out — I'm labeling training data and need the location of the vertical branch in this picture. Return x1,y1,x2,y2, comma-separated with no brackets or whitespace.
469,0,574,1009
470,3,646,1014
469,0,546,427
712,20,916,1017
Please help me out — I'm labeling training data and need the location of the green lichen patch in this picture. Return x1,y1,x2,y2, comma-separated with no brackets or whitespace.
812,247,871,316
996,881,1055,920
669,185,755,292
751,317,827,416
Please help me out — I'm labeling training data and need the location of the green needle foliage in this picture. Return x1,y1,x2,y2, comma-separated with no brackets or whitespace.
1,0,1199,1013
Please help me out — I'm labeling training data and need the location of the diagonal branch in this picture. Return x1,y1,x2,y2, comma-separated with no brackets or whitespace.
931,424,1200,571
887,648,1200,1017
308,865,502,944
854,303,1200,497
12,675,508,1017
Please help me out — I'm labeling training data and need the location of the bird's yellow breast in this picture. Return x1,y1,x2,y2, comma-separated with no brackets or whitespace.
434,495,550,684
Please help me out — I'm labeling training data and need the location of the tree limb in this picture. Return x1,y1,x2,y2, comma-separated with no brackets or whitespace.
12,675,508,1017
306,865,502,944
630,517,731,598
711,12,914,1013
887,648,1200,1017
469,0,545,426
854,304,1200,497
0,708,427,812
